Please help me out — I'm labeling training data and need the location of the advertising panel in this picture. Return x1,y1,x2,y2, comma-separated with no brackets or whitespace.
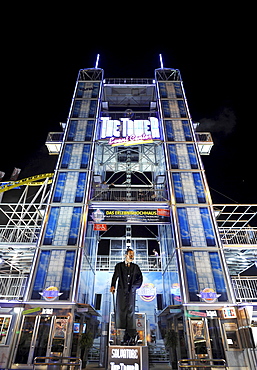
89,208,170,224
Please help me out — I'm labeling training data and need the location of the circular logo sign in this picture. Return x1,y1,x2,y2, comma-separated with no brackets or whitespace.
137,283,156,302
39,286,62,301
197,288,221,303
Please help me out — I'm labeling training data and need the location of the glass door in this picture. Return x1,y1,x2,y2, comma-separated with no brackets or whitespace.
190,318,212,359
14,315,54,365
207,318,225,360
14,316,37,364
32,316,52,362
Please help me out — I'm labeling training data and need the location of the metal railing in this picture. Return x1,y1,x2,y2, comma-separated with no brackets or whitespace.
0,226,40,243
219,227,257,245
178,358,227,369
33,357,82,370
231,277,257,302
0,275,27,300
91,188,168,202
104,78,154,85
96,255,161,272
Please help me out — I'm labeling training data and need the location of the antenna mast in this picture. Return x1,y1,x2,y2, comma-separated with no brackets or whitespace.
159,54,164,69
95,54,100,69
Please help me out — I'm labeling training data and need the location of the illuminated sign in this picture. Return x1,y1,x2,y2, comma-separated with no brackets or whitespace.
109,134,153,147
137,283,156,302
108,346,148,370
206,310,217,317
94,223,107,231
99,117,161,146
89,209,170,224
188,311,207,318
197,288,221,303
222,307,236,318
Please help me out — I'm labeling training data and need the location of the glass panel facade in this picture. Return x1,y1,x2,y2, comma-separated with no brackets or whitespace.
184,252,199,301
209,252,228,301
43,207,60,245
31,249,75,300
43,207,82,246
200,208,216,246
31,250,51,298
67,120,94,141
60,250,76,300
61,144,91,169
177,208,191,246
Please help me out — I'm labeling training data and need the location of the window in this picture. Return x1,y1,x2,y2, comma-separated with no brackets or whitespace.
200,208,216,246
168,144,179,169
67,120,95,141
31,250,75,301
61,144,91,169
187,144,198,169
209,252,228,301
177,208,191,246
184,252,199,301
193,173,206,203
43,207,59,245
165,120,174,141
172,173,184,203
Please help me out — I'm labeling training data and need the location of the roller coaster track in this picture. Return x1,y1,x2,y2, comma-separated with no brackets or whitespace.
0,173,54,193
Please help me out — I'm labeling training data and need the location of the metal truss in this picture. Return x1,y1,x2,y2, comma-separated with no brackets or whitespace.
78,68,103,81
155,68,182,81
95,141,163,177
0,179,51,274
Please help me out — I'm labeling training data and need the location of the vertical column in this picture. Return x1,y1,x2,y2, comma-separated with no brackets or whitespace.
155,68,231,304
28,69,104,304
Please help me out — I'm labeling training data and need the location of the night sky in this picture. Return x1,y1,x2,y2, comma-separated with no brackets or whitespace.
2,8,256,206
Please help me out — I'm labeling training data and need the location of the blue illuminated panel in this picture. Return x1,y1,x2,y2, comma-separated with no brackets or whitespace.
60,250,76,300
177,208,191,246
43,207,59,245
184,252,199,301
200,208,216,246
31,250,51,299
192,173,206,203
61,144,91,169
209,252,228,301
67,120,94,141
68,207,82,245
31,250,76,300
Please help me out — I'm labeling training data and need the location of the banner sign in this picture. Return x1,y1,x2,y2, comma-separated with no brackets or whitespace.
89,208,170,224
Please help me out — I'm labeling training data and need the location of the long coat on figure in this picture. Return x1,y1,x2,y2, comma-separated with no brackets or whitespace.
111,261,143,337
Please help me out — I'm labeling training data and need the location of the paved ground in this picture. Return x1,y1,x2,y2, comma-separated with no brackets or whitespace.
85,362,172,369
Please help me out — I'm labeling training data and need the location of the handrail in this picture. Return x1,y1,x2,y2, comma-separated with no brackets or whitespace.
178,358,227,369
33,356,82,370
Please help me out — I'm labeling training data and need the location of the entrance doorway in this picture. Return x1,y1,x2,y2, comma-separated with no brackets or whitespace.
14,315,69,366
189,317,225,360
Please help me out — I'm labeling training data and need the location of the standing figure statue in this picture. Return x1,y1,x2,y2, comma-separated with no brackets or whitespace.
110,248,143,344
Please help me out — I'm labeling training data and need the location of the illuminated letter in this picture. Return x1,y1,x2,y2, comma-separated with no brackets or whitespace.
120,118,130,137
113,120,121,137
106,119,114,138
134,120,144,135
150,117,160,139
100,117,110,138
